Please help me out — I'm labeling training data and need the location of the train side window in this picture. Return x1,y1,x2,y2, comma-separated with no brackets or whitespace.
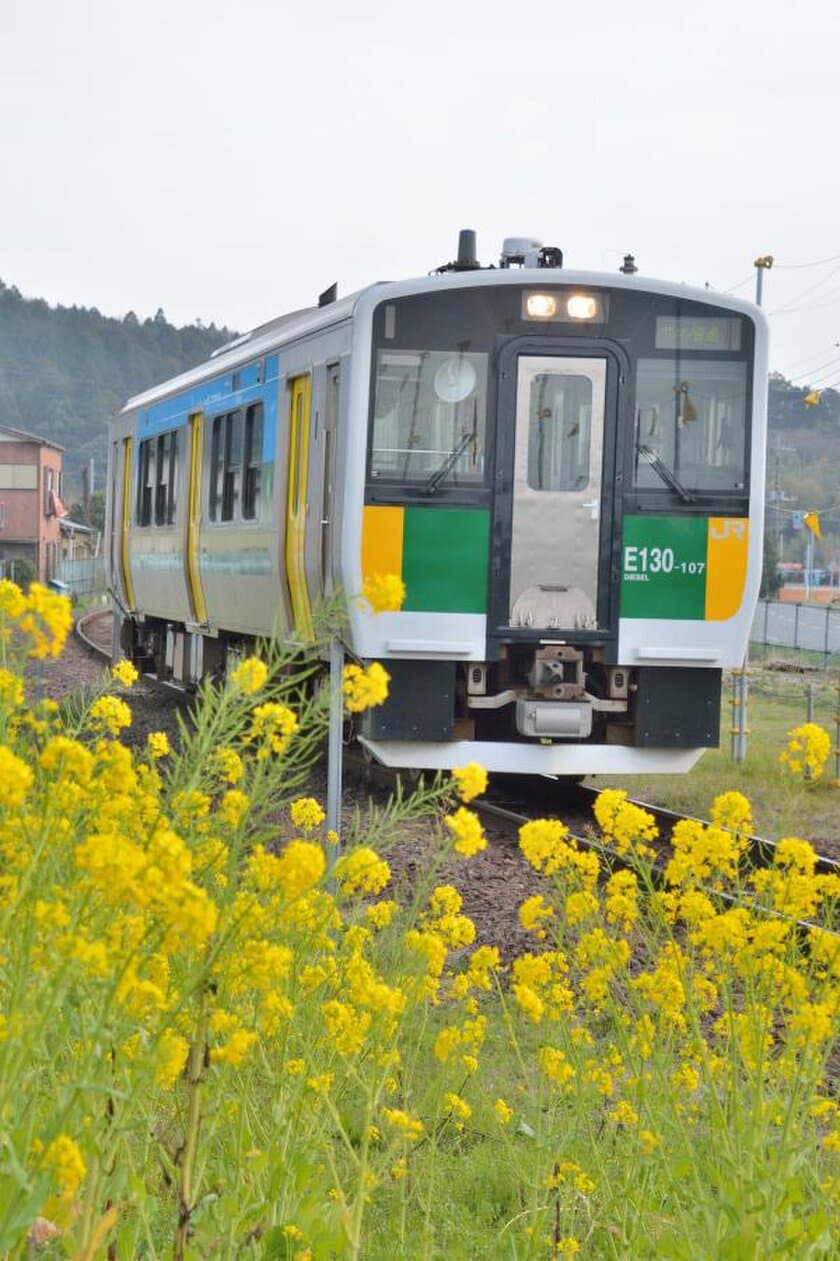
210,411,244,522
222,411,243,521
243,402,263,519
210,415,224,521
152,430,179,525
168,431,179,524
527,374,592,492
153,432,168,524
137,439,155,526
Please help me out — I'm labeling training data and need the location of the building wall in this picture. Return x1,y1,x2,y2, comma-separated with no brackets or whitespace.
0,434,64,582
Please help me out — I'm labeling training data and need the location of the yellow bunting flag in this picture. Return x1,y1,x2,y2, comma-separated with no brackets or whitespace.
803,511,822,539
804,390,821,406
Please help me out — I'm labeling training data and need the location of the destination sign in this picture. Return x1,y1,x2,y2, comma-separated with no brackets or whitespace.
655,316,742,352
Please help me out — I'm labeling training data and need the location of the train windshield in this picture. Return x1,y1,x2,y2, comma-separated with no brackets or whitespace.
633,358,748,493
370,350,488,484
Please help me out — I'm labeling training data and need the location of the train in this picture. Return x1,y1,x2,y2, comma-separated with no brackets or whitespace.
105,230,768,777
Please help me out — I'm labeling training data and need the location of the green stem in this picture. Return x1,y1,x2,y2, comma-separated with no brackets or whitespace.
175,991,209,1261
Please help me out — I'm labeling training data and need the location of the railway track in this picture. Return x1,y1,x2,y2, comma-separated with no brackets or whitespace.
75,605,114,658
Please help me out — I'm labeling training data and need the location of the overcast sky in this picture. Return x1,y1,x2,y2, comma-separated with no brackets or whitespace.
2,0,839,384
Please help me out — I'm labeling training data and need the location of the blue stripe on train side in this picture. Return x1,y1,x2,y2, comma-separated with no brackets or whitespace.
137,353,280,462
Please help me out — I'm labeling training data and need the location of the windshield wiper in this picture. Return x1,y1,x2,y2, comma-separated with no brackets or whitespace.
423,431,475,495
636,443,694,504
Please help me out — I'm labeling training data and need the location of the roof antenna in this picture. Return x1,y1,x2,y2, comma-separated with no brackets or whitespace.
620,254,638,274
318,283,338,307
434,228,482,273
456,229,479,269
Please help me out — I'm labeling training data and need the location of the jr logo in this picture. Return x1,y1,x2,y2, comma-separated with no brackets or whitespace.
709,519,746,541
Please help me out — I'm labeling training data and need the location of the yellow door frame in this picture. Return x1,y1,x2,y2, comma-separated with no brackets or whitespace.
119,436,136,610
186,411,207,624
285,376,313,640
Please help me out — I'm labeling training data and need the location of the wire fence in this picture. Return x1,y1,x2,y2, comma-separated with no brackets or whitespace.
751,598,840,668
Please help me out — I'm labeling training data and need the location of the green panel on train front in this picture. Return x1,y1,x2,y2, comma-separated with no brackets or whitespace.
620,515,708,619
402,508,490,613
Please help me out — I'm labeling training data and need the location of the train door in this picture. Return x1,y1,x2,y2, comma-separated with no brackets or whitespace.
320,363,340,593
185,411,207,625
506,355,610,631
114,435,135,611
285,375,314,639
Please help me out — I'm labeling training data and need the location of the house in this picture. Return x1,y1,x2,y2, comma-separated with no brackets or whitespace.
0,425,66,584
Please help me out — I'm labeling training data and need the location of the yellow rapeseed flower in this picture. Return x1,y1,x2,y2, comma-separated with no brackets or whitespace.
556,1238,581,1257
209,745,244,784
382,1108,424,1142
89,695,132,737
0,745,34,808
494,1098,513,1124
443,1091,471,1120
365,899,399,930
0,668,24,709
779,722,832,781
231,656,269,694
711,790,753,835
444,806,487,857
155,1030,190,1090
452,761,488,803
342,661,390,712
334,847,390,896
17,583,73,658
518,818,572,875
267,840,326,900
40,1134,86,1194
220,789,250,829
609,1100,640,1127
322,999,371,1056
211,1029,258,1066
247,702,299,757
147,731,171,759
594,788,658,858
111,659,139,687
538,1045,575,1088
519,894,554,938
361,572,406,614
290,796,326,832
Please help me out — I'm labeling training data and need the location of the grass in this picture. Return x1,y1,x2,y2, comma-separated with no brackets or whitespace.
586,665,840,846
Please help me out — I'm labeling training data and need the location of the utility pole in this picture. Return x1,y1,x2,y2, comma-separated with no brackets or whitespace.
754,254,774,306
732,257,773,764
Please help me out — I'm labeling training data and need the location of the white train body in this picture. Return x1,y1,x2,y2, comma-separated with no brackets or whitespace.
106,240,768,775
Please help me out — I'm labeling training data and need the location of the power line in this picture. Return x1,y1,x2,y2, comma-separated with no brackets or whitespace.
803,364,840,388
766,263,840,315
721,272,754,294
788,353,840,383
774,252,840,270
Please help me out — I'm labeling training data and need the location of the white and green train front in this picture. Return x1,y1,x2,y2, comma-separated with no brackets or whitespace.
345,272,767,775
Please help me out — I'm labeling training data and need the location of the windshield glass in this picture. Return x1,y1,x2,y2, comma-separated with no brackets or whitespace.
370,350,488,484
633,358,748,493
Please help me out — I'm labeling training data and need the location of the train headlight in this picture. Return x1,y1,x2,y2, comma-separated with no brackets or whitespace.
523,290,606,322
566,293,600,320
524,292,557,319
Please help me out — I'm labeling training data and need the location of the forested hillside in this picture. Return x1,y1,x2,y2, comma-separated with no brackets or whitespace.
0,280,233,494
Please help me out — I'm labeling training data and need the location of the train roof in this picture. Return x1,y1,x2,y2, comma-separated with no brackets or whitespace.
121,268,765,416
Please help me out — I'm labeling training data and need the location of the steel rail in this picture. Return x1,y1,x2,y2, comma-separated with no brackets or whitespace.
75,607,113,658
